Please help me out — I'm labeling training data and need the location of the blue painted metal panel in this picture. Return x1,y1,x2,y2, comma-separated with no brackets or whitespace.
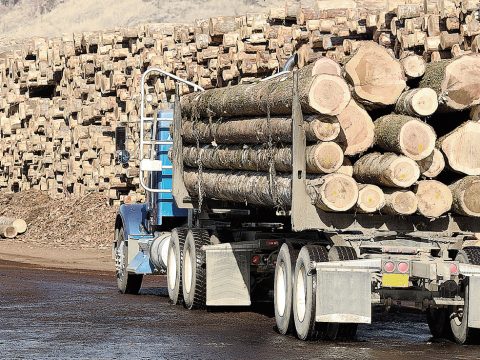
149,109,187,226
127,251,155,274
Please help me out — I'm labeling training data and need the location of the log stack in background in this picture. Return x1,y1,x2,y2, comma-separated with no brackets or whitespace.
0,0,480,209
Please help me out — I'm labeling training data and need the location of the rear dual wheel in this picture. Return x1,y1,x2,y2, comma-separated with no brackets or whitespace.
167,228,188,305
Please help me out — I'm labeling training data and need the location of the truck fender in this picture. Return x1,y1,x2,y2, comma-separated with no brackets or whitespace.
114,203,148,248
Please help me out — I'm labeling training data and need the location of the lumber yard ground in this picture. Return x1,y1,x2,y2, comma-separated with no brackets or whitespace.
1,259,480,360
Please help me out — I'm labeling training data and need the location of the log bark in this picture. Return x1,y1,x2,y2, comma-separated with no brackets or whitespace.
437,121,480,175
335,99,375,156
183,169,358,212
382,190,418,215
416,148,445,178
180,69,351,118
353,152,421,188
0,225,17,239
449,176,480,217
344,41,406,108
415,180,453,218
418,55,480,112
355,184,386,213
395,88,439,117
0,217,27,234
180,116,339,144
182,142,344,174
400,54,426,79
374,115,437,161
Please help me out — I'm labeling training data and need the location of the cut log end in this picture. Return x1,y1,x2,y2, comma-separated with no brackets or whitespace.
312,174,359,212
306,142,344,174
390,156,421,187
401,54,426,79
383,190,418,215
310,57,342,77
415,180,453,218
0,225,17,239
417,148,445,178
306,115,341,142
450,176,480,217
308,74,351,116
398,120,437,160
356,184,385,213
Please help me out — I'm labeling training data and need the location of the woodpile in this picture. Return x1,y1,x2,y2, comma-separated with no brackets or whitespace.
0,0,479,211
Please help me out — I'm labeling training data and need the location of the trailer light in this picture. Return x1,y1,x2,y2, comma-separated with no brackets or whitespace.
266,239,279,247
397,262,409,274
450,263,459,275
384,261,395,273
251,255,261,265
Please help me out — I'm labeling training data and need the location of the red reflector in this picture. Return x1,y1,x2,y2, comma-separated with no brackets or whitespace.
251,255,261,265
398,262,409,274
450,263,459,275
266,239,279,247
384,261,395,273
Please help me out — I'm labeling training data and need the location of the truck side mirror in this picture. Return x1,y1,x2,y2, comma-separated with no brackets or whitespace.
115,126,130,165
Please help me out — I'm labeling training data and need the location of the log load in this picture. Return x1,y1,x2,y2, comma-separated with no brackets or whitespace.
395,88,439,117
449,176,480,217
353,152,420,188
418,55,480,112
355,184,386,213
416,148,446,178
382,190,419,215
182,142,344,174
180,116,340,144
0,217,27,234
415,180,453,218
374,115,437,161
343,42,406,108
183,169,358,212
181,67,351,118
437,121,480,175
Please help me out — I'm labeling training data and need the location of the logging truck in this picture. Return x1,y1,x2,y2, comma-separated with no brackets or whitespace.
113,66,480,345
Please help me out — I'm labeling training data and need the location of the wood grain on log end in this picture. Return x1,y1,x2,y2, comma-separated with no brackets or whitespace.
383,190,418,215
416,148,445,178
449,176,480,217
309,173,359,212
415,180,453,218
308,74,351,116
356,184,386,213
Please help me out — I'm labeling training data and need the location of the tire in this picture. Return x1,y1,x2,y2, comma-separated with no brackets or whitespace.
115,227,143,295
426,307,452,340
293,245,329,341
449,247,480,344
182,229,210,310
274,243,299,335
326,246,359,341
167,228,188,305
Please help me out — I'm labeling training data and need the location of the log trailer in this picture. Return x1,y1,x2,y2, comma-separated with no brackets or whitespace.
113,67,480,345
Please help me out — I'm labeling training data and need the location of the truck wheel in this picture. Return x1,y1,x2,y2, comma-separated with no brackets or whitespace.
449,247,480,344
426,308,452,340
115,227,143,294
274,243,299,335
167,228,188,305
293,245,329,340
327,246,359,341
182,229,209,310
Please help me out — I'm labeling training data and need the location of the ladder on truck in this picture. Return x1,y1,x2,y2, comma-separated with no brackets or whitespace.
139,68,204,226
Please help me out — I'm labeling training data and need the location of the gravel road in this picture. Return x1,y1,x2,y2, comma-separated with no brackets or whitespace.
1,260,479,360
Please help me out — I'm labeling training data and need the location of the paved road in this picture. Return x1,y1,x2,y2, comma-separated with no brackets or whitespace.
1,260,479,360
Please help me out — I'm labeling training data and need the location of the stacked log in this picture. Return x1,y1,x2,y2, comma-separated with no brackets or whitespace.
0,217,27,239
0,0,479,210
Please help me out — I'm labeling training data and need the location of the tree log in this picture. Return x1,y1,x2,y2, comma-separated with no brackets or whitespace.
416,148,445,178
0,217,27,234
180,69,351,118
0,225,17,239
437,121,480,175
382,190,418,215
353,152,420,188
400,54,426,79
183,169,358,212
335,99,375,156
180,116,339,144
415,180,453,218
374,115,437,161
344,41,406,108
395,88,439,117
182,142,344,174
418,55,480,112
356,184,386,213
336,158,353,176
449,176,480,217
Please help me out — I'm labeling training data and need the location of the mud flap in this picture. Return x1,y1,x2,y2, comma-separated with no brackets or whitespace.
204,244,251,306
468,276,480,329
316,270,371,324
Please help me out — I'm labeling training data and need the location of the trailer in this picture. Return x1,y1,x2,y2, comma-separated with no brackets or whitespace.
113,68,480,345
